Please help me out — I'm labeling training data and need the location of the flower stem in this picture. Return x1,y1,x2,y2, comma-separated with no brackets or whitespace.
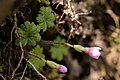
64,43,73,47
26,51,47,62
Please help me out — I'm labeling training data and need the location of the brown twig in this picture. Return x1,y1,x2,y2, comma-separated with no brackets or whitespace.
106,8,119,28
9,13,17,75
11,42,24,79
20,64,27,80
67,25,75,42
76,11,92,16
105,2,119,28
0,73,6,80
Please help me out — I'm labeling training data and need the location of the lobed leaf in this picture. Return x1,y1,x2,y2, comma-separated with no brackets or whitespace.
36,7,55,32
29,57,45,69
18,21,41,46
29,45,45,69
50,37,68,61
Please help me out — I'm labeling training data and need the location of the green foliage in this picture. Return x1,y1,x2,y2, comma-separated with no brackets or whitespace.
36,7,55,32
38,0,50,5
0,66,3,72
18,21,41,46
29,45,45,69
50,37,68,61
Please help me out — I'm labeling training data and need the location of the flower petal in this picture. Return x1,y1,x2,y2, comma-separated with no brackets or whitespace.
58,65,67,73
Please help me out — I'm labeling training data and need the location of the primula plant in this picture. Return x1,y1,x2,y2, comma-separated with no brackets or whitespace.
0,0,110,80
13,3,103,79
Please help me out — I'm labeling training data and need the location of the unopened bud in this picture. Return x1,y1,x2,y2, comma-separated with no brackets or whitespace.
46,60,57,69
46,60,67,73
58,64,67,73
73,45,84,52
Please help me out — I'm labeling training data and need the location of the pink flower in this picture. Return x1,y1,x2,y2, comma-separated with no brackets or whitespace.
46,60,67,73
83,47,101,59
57,65,67,73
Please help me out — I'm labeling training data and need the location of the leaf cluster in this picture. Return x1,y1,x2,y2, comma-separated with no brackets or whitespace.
18,21,41,46
36,7,55,32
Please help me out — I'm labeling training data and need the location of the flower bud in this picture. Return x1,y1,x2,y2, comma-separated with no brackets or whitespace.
83,47,101,59
46,60,67,73
58,64,67,73
46,60,58,69
73,45,84,52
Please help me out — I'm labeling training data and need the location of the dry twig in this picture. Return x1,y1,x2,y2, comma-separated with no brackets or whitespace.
11,42,24,79
26,59,48,80
11,13,24,79
106,8,119,28
0,73,6,80
20,64,27,80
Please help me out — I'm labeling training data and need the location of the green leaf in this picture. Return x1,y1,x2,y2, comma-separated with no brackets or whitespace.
29,57,45,69
21,21,31,32
20,38,28,47
36,7,55,32
47,21,54,28
32,45,44,57
38,23,47,32
17,21,41,46
34,33,41,41
29,45,45,69
18,28,26,38
54,36,66,43
31,25,41,34
28,38,36,46
50,37,68,61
